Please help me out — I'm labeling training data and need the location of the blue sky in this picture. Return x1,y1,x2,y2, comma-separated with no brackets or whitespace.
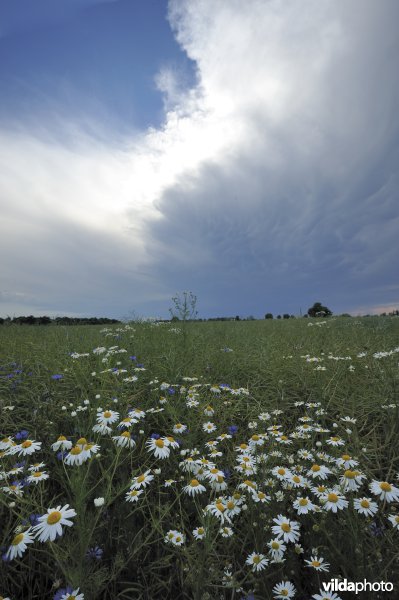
1,0,398,319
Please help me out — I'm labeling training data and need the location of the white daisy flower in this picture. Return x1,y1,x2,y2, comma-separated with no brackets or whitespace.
130,470,154,489
173,423,187,434
183,479,207,496
164,530,185,546
370,480,399,502
339,470,365,492
267,538,286,561
219,526,234,537
353,497,378,517
388,513,399,529
271,515,300,543
125,489,143,502
322,491,348,512
5,528,35,560
272,580,296,599
245,552,268,572
293,496,316,515
13,440,42,457
145,438,171,460
27,471,49,484
51,436,72,452
192,526,206,540
202,422,217,433
96,409,119,425
307,464,332,480
33,504,77,542
58,587,84,600
112,431,136,448
305,555,330,572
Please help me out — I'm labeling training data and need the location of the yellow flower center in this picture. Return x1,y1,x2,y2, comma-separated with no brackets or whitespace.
344,470,356,479
155,439,164,448
271,541,280,549
342,454,351,460
47,511,62,525
166,436,175,443
280,591,289,598
292,476,301,483
258,492,266,499
299,498,308,506
176,423,183,428
12,533,24,545
103,411,112,418
395,516,399,523
251,435,260,441
243,480,255,488
227,501,235,510
380,482,392,492
190,479,199,487
281,523,291,532
360,499,370,508
277,468,286,475
137,475,145,483
327,493,339,503
210,468,218,474
253,555,261,564
21,440,32,448
317,485,326,493
331,436,340,442
233,492,241,500
215,502,225,512
311,464,321,472
312,560,321,567
198,527,204,535
121,431,131,438
76,437,87,445
33,472,43,478
57,435,67,441
70,446,82,455
280,435,288,440
240,444,248,450
216,475,224,483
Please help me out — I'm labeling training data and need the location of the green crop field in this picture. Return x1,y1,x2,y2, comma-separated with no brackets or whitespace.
1,317,398,599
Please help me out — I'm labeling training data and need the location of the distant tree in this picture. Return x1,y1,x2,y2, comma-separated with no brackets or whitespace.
169,291,198,322
277,315,281,319
247,315,255,321
307,302,332,318
235,315,240,321
265,313,273,319
283,314,290,319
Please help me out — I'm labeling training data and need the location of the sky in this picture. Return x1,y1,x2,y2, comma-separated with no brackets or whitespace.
1,0,398,320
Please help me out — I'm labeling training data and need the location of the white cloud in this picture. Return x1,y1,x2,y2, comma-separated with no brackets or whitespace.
1,0,399,317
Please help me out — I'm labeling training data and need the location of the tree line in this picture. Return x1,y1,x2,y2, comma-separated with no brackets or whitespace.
0,316,121,326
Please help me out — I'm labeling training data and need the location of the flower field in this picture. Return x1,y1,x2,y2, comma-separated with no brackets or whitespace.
1,317,398,599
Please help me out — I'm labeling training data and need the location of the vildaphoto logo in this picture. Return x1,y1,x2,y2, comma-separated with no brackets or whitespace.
322,579,394,595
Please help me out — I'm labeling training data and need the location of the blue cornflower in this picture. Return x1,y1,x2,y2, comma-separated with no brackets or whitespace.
150,433,161,439
137,363,144,368
53,587,73,600
129,355,137,361
15,430,29,440
51,374,63,380
57,450,68,461
167,387,175,395
29,513,42,526
86,545,104,560
228,425,238,435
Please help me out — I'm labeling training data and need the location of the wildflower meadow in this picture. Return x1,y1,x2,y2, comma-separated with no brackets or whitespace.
1,317,398,599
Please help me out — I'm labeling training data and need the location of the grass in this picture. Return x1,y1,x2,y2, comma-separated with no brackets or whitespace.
0,317,398,599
